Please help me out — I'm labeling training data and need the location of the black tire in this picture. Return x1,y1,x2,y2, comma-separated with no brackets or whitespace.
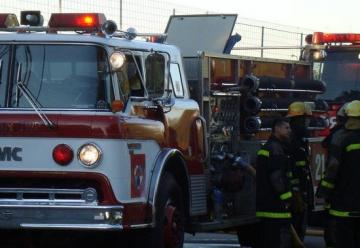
133,172,185,248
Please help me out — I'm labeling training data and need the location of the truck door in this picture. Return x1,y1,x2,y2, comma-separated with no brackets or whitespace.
145,53,205,172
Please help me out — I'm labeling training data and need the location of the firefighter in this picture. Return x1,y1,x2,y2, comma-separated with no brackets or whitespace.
320,103,348,248
317,100,360,248
287,101,314,241
256,117,293,248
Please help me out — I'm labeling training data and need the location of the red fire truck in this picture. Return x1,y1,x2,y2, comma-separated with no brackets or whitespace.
0,12,326,247
302,32,360,201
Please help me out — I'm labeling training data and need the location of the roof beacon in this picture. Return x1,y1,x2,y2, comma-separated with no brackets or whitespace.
312,32,360,45
48,13,106,32
0,13,19,28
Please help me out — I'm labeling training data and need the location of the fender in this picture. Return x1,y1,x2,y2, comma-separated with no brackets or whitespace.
147,148,190,224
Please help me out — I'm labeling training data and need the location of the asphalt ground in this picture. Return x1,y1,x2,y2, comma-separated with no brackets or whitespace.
185,228,326,247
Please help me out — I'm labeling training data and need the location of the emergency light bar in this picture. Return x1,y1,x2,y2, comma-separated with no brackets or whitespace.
0,13,19,28
312,32,360,45
48,13,106,31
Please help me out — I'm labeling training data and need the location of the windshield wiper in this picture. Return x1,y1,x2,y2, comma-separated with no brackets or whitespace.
16,64,54,129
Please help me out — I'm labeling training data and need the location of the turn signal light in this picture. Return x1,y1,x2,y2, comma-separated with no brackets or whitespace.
53,144,74,166
111,100,125,113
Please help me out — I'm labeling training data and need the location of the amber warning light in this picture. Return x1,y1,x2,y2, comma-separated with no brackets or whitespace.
0,13,19,28
312,32,360,45
48,13,106,31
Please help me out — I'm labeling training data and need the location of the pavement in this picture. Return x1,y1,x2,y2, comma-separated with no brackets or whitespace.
184,228,326,247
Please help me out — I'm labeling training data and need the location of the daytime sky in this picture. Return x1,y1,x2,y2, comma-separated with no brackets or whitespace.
167,0,360,32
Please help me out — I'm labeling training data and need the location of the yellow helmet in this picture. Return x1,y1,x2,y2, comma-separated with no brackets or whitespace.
287,101,312,117
345,100,360,117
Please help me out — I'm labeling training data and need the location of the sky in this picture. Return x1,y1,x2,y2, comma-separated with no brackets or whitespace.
166,0,360,32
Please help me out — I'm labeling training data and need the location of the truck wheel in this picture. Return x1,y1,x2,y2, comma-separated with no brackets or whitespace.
137,172,185,248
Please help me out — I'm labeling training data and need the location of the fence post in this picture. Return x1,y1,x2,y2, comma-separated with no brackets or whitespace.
300,33,303,47
261,26,264,58
173,8,176,15
120,0,123,30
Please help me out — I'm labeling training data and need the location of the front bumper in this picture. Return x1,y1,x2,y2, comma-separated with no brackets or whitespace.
0,204,123,230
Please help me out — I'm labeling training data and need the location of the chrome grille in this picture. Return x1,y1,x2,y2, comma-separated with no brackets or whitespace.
0,188,98,206
190,175,207,216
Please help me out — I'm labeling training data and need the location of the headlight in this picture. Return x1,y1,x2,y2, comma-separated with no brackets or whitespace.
78,143,102,168
110,52,125,71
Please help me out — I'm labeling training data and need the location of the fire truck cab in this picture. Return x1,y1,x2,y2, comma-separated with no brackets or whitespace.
0,12,210,247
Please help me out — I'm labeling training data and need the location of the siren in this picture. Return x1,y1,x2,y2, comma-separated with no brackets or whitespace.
20,11,43,26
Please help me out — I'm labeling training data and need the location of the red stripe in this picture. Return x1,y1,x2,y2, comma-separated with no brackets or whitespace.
0,113,164,141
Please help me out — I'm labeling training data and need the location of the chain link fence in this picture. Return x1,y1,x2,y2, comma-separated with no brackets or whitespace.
2,0,314,59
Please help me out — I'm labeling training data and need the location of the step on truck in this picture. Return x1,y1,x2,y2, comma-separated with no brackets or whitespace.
0,12,327,247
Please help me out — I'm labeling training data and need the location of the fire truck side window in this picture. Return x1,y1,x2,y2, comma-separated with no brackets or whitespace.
170,63,184,97
116,55,144,101
319,51,360,101
0,45,9,107
145,53,165,98
10,44,112,109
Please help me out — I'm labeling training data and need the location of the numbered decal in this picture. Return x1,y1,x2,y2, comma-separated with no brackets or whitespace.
315,153,326,181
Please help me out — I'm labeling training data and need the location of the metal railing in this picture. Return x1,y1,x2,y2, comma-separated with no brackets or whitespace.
2,0,314,59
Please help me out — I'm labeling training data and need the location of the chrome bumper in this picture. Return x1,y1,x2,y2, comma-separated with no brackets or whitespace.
0,204,123,230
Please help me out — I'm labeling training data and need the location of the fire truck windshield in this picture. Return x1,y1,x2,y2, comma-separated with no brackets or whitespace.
0,44,112,110
315,50,360,102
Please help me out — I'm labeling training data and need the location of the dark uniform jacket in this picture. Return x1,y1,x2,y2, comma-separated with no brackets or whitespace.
322,124,344,149
290,134,314,210
256,135,293,219
320,126,346,209
318,129,360,217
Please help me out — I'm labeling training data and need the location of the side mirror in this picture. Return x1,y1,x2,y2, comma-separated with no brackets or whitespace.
145,53,165,99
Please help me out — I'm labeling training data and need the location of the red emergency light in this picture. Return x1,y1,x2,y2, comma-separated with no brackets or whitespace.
48,13,106,31
148,35,165,43
312,32,360,45
0,13,19,28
